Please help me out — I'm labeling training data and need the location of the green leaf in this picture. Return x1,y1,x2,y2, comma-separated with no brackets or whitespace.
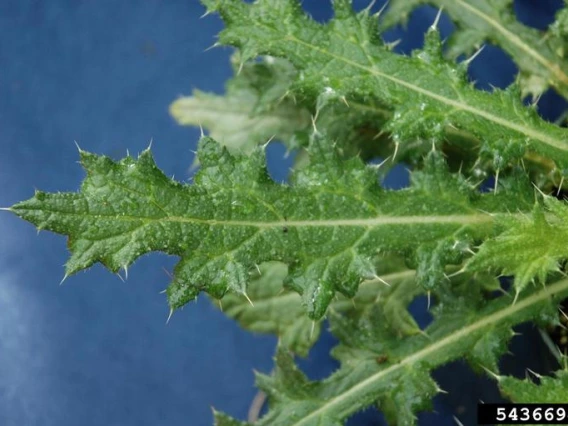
381,0,568,99
170,55,310,154
376,366,438,426
499,368,568,403
221,261,320,357
214,411,251,426
202,0,568,169
465,326,512,373
356,267,422,338
551,2,568,42
8,135,517,319
218,277,568,425
467,196,568,296
168,52,405,174
222,259,419,356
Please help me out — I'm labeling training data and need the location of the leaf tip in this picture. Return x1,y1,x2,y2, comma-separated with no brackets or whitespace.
78,149,99,168
197,135,225,165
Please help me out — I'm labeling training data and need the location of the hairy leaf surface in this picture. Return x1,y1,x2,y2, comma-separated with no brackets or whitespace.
8,135,518,319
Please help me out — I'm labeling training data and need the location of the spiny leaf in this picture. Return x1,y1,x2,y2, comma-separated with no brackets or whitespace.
169,54,432,174
222,259,419,356
467,196,568,296
202,0,568,170
170,55,310,154
217,277,568,425
169,53,401,174
381,0,568,100
465,326,512,373
353,266,422,338
214,411,251,426
172,30,558,182
221,261,320,357
376,366,438,426
498,366,568,403
9,135,519,319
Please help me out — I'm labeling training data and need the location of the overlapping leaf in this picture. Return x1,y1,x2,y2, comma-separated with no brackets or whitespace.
381,0,568,99
221,261,319,356
170,55,310,154
215,277,568,425
202,0,568,170
169,53,406,171
221,258,419,356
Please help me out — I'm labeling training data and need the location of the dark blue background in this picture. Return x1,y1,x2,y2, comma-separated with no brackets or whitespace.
0,1,564,425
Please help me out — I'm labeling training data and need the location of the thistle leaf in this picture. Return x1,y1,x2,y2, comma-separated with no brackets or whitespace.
376,366,438,426
381,0,568,99
216,277,568,425
222,259,419,356
202,0,568,168
221,261,319,357
8,135,518,319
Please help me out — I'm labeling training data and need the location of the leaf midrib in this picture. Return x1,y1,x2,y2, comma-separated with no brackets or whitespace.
15,206,495,228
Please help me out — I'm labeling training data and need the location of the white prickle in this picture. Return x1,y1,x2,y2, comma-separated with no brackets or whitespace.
244,292,255,307
430,7,444,30
166,308,174,324
463,45,485,66
373,0,390,19
59,273,70,286
372,274,391,286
